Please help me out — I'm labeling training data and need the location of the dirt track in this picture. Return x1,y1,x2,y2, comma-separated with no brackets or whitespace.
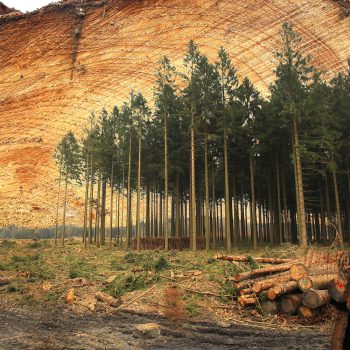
0,307,331,350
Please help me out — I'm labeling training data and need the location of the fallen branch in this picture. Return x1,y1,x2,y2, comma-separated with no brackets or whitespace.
215,254,296,264
117,285,156,310
233,262,297,282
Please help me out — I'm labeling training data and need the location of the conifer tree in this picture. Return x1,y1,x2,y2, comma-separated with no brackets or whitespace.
54,131,81,246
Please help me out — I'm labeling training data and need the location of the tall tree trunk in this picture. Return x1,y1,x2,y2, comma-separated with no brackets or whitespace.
324,175,332,240
109,161,114,248
61,175,68,247
240,179,245,242
117,184,120,243
204,133,210,251
101,179,107,246
331,156,344,247
212,166,216,249
171,196,175,237
83,154,90,248
184,198,188,238
55,168,62,246
292,118,307,249
232,174,239,250
126,132,132,250
164,112,169,250
150,191,154,238
155,192,159,238
146,183,150,237
119,166,125,244
96,173,101,248
159,193,163,237
191,112,197,251
276,157,283,244
88,158,94,245
250,154,257,249
268,179,274,245
175,170,180,239
224,130,231,251
319,181,326,241
262,202,267,243
282,170,288,242
258,201,263,244
136,118,142,252
314,209,320,242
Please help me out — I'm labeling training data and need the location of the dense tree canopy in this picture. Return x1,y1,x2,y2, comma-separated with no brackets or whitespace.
54,22,350,251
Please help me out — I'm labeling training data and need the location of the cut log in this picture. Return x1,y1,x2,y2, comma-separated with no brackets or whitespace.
290,263,308,281
65,288,75,304
215,254,296,264
234,279,256,290
232,272,288,289
331,311,348,350
298,277,313,293
233,262,296,282
238,295,256,307
298,274,338,292
280,294,302,314
298,305,316,319
328,277,347,303
252,273,291,293
261,300,278,315
308,265,338,276
267,280,298,300
303,289,330,309
239,288,252,296
95,291,121,308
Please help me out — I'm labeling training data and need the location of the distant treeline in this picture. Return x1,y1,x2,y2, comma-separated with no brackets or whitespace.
0,225,82,239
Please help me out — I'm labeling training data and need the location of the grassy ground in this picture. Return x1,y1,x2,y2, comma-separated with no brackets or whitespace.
0,238,336,332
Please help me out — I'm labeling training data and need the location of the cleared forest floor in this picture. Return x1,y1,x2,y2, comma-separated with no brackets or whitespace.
0,239,336,349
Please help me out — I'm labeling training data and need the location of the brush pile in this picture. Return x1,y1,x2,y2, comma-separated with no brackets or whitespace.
216,250,350,318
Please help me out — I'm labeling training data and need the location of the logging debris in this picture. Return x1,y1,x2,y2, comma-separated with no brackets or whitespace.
215,251,350,323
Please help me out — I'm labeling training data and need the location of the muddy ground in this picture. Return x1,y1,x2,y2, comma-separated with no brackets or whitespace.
0,306,331,350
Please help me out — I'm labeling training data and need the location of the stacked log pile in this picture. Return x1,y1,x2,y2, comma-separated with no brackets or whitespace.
216,250,350,319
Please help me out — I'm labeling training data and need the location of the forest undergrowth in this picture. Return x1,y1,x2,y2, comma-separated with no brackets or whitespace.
0,238,338,333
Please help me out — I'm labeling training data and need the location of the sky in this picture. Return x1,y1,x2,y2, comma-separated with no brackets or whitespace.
2,0,59,12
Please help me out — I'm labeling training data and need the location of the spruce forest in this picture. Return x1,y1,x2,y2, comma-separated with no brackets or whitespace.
54,22,350,252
